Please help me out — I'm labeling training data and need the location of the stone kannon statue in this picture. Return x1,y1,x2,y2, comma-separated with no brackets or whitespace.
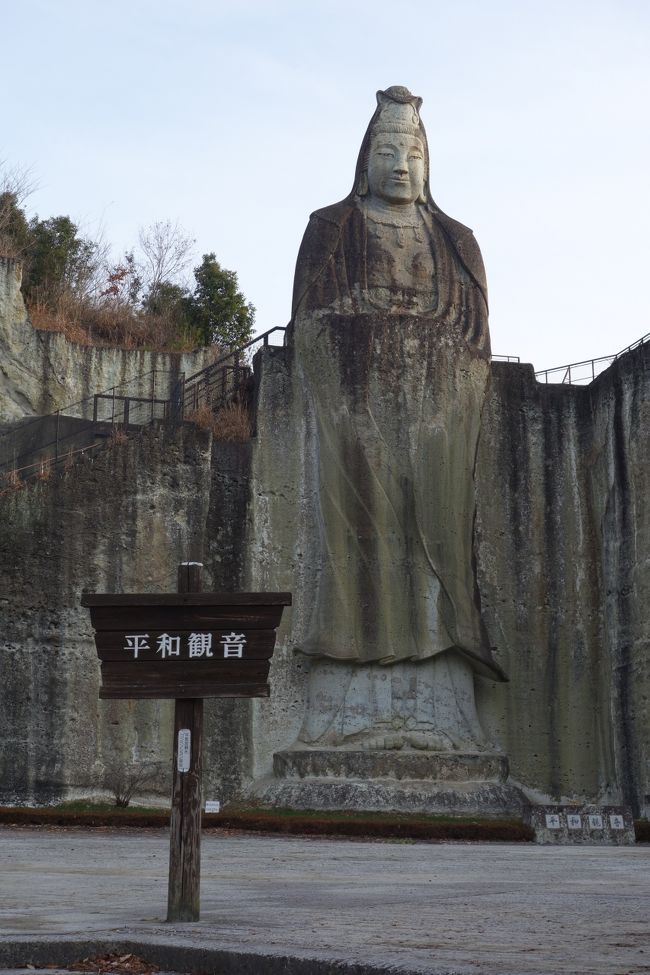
287,85,506,753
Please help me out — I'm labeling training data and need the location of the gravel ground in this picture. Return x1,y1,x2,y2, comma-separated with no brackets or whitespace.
1,826,649,975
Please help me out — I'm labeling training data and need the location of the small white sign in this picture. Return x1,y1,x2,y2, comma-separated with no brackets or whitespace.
545,814,561,829
567,814,582,830
609,814,624,830
177,729,191,773
205,800,220,814
588,814,604,830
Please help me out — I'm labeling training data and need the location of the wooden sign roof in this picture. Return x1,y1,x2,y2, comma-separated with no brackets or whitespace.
82,592,292,700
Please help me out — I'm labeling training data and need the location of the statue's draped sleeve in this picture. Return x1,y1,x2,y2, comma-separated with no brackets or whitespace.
291,210,344,320
434,210,489,314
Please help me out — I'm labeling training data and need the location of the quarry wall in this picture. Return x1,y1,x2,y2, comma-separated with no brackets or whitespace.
475,352,650,816
0,257,648,815
0,257,213,425
0,424,259,805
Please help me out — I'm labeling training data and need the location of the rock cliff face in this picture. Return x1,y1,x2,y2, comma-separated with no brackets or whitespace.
0,425,257,805
475,354,650,814
0,257,212,423
0,257,648,815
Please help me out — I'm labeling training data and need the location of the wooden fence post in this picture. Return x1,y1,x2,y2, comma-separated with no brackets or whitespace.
167,561,204,922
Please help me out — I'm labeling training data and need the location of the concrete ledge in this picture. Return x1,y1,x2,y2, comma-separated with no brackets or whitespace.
273,748,508,782
0,939,441,975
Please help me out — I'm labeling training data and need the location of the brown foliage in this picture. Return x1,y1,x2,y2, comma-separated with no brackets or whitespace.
213,400,252,442
71,954,159,975
107,428,129,447
35,458,52,481
185,402,218,433
27,290,200,352
0,234,23,259
187,400,252,442
29,294,91,345
0,469,24,498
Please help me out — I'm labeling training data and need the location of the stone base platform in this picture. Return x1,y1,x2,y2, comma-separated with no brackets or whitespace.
251,748,527,818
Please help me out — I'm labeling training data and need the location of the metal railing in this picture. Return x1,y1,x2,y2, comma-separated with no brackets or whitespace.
0,369,179,494
535,332,650,385
492,354,521,363
0,329,288,494
174,326,286,419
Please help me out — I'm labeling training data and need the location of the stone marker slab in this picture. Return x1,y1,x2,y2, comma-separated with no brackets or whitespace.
525,804,635,844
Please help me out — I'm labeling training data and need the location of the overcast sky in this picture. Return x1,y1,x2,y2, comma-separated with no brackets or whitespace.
3,0,649,370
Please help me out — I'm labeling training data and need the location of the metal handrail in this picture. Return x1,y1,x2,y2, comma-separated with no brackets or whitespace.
177,326,286,418
182,326,287,388
536,331,650,385
0,395,169,478
0,329,288,488
0,368,175,446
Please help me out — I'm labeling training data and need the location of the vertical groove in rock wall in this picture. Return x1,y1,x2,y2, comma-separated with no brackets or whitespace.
589,343,650,816
245,347,309,780
201,441,254,803
608,373,634,808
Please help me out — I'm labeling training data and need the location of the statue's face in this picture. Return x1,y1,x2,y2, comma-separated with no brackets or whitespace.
367,132,425,205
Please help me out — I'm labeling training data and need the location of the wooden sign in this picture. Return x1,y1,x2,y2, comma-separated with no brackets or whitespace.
82,592,292,699
82,565,292,924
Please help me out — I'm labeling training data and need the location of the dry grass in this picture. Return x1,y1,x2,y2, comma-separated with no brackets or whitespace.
1,468,22,492
27,292,201,352
186,401,218,433
29,296,91,345
187,400,251,442
107,427,129,447
35,458,52,481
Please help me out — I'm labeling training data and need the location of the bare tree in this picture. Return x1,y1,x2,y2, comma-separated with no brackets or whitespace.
137,219,195,295
0,159,35,212
0,160,36,258
104,759,167,807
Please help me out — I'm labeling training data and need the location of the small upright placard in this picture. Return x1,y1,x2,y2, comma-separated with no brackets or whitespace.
526,805,635,845
177,730,191,772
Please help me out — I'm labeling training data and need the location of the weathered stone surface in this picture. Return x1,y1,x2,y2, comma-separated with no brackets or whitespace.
251,777,525,817
272,748,509,782
275,85,507,791
0,423,244,806
2,342,649,814
245,340,650,816
474,349,650,817
288,87,496,685
0,257,212,423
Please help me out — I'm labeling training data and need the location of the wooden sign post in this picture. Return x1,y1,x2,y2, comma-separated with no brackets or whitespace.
82,564,291,923
168,561,203,922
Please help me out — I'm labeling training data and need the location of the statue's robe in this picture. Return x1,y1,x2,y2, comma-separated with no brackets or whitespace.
288,198,506,683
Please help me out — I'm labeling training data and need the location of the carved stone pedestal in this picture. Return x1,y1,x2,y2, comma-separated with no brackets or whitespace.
251,747,527,818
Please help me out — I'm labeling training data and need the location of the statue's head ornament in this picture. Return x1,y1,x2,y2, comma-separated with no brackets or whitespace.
374,87,423,136
352,85,431,204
